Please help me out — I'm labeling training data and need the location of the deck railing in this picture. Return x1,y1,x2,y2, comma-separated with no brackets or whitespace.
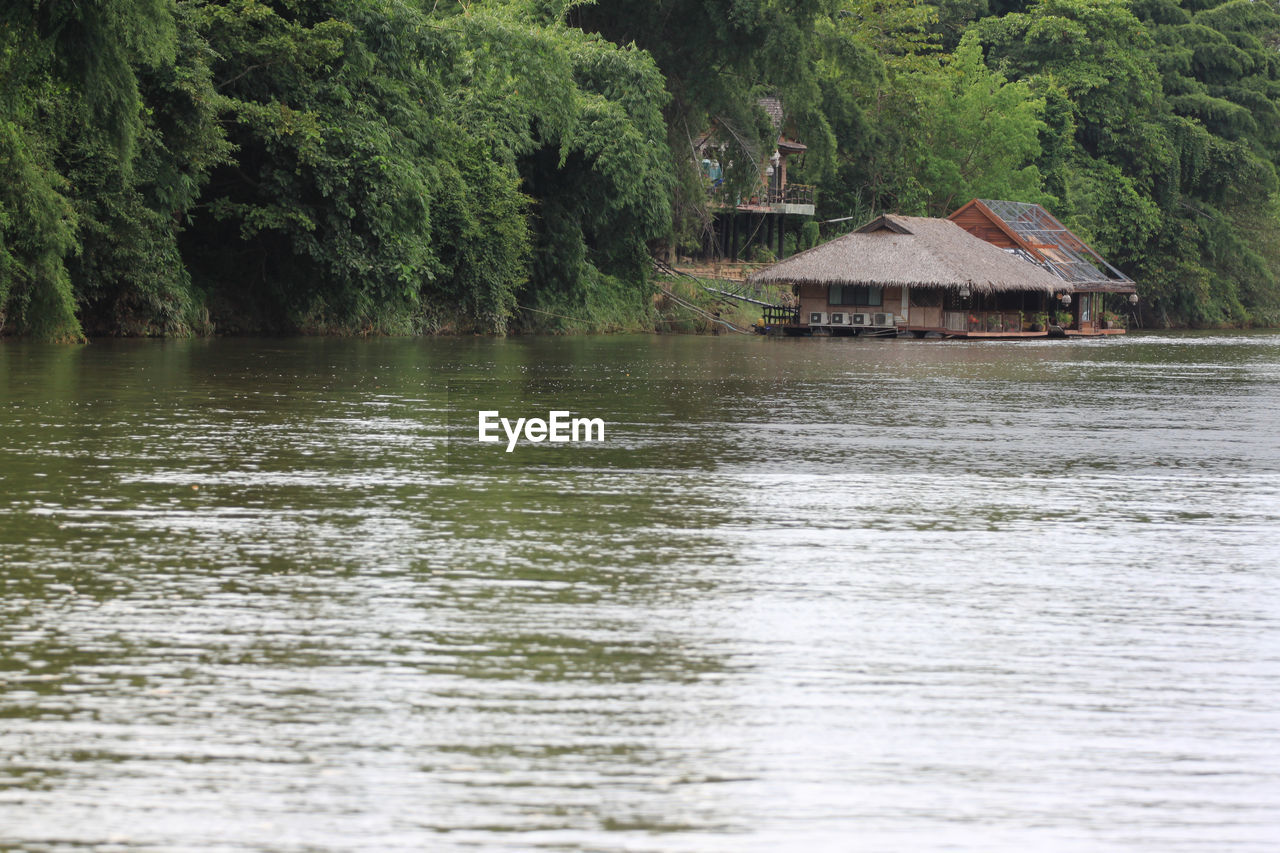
711,183,816,208
763,184,815,206
762,305,800,325
945,311,1049,333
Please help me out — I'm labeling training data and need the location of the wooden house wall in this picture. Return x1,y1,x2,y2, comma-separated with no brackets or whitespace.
950,206,1018,249
797,284,904,322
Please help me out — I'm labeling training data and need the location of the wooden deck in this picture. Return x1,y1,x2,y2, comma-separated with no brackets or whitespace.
910,326,1125,338
762,324,1126,338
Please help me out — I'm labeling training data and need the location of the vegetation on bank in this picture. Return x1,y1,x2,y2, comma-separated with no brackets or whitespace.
653,275,794,334
2,0,1279,340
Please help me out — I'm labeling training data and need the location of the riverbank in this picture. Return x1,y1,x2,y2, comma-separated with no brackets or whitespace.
7,274,1274,340
6,272,794,340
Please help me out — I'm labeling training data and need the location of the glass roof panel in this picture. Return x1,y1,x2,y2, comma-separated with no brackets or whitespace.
977,200,1135,287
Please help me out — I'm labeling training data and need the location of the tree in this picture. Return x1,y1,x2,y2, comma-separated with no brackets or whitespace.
810,2,1046,219
0,0,184,340
896,35,1049,215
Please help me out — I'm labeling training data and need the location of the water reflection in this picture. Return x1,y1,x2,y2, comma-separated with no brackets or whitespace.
2,333,1279,850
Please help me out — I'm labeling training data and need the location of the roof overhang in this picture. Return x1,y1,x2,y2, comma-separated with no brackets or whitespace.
1068,282,1138,294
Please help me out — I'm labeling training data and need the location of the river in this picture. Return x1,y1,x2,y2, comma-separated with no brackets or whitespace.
2,332,1278,851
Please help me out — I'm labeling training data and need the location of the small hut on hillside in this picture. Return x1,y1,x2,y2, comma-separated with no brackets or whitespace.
696,96,816,263
749,213,1078,337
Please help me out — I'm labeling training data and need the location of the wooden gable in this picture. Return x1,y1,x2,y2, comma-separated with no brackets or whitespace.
949,200,1023,250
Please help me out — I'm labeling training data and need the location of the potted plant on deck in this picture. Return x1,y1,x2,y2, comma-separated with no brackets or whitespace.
1101,310,1124,329
1053,310,1073,328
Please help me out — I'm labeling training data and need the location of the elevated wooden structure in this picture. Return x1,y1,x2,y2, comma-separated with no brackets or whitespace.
697,97,816,263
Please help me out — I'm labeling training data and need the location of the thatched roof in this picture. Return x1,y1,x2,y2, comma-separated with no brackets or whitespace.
748,214,1065,294
759,96,784,130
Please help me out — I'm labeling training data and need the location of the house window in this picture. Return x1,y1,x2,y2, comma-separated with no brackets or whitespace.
828,285,883,306
1080,293,1091,322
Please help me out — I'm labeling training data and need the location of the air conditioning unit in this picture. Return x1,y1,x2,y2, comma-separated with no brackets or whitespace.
872,312,895,327
830,312,847,325
850,312,870,326
809,312,828,325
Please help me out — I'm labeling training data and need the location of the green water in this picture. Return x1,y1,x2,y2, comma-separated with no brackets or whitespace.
2,333,1279,851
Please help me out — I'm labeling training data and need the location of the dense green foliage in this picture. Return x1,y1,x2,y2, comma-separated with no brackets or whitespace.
3,0,1279,336
1,0,672,336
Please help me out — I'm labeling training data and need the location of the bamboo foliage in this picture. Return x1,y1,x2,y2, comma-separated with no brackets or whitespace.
3,0,1280,336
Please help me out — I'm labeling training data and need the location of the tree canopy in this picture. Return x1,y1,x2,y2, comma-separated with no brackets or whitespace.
3,0,1279,337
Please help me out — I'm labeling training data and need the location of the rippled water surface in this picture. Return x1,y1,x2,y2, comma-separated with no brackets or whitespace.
2,332,1279,851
